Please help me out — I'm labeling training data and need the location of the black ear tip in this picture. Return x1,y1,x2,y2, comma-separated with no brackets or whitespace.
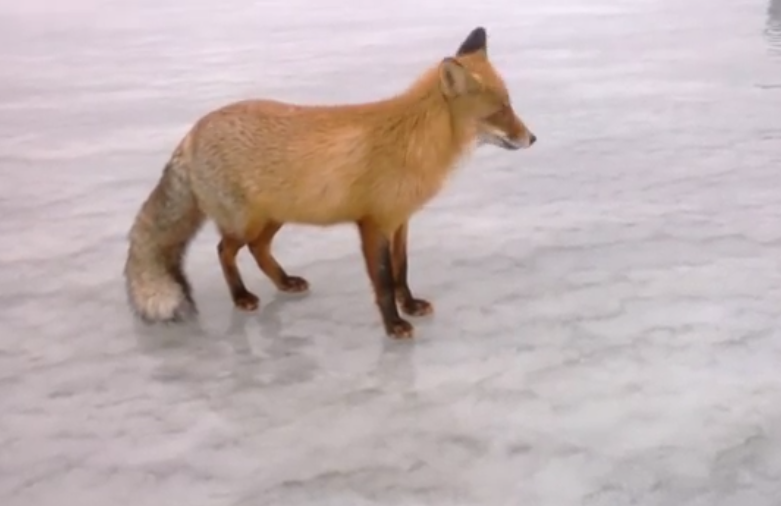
456,26,488,56
470,27,487,42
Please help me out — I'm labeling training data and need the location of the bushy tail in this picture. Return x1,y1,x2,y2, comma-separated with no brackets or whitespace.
124,148,205,323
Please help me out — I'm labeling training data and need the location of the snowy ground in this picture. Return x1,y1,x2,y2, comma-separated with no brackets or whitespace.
2,0,781,504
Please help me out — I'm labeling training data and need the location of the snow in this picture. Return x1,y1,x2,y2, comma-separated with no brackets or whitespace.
2,0,781,504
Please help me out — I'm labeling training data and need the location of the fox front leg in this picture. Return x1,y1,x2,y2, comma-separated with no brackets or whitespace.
358,220,414,339
391,222,434,316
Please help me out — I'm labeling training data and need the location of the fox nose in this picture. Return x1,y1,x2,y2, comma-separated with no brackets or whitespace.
529,133,537,146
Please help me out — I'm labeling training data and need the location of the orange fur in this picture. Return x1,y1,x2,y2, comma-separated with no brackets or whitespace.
188,69,473,236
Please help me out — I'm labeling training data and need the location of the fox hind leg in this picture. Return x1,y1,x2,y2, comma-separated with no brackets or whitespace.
217,235,260,311
247,221,309,294
391,222,433,317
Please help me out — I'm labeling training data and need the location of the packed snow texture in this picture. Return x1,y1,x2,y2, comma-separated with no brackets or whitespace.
2,0,781,504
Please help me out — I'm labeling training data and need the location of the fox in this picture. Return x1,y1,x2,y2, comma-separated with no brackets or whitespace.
124,26,536,339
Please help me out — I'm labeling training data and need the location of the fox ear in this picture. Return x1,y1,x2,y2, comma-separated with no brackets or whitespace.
456,26,487,57
440,57,475,97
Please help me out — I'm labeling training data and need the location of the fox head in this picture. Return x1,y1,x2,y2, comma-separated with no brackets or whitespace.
439,27,536,150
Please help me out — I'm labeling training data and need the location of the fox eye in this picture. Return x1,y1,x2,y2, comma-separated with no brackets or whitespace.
485,104,508,122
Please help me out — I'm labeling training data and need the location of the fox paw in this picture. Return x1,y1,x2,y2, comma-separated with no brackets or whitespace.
279,275,310,294
386,318,414,339
401,298,434,317
233,290,260,311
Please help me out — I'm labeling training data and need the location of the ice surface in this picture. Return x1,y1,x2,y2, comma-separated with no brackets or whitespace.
2,0,781,504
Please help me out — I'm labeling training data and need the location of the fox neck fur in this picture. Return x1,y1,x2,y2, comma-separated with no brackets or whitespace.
317,64,478,231
369,65,476,169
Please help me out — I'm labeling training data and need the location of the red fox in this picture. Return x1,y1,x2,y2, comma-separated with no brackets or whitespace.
124,26,536,339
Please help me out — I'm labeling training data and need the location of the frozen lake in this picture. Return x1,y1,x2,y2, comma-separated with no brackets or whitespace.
2,0,781,504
